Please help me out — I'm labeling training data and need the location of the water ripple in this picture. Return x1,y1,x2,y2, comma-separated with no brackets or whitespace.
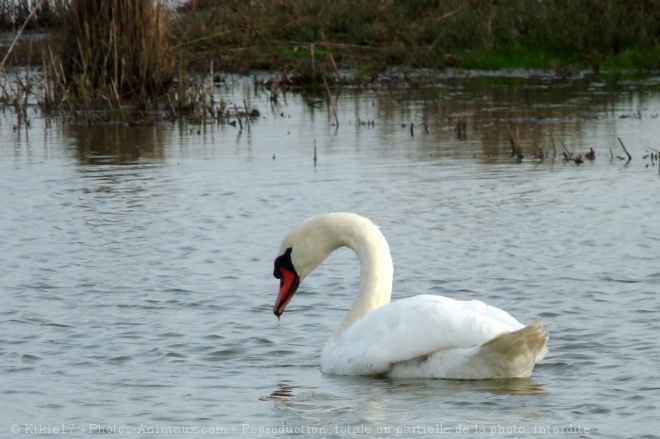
1,80,660,438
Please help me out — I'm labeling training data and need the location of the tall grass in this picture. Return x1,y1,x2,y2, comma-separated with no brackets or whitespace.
1,0,222,123
175,0,660,72
58,0,174,111
4,0,660,121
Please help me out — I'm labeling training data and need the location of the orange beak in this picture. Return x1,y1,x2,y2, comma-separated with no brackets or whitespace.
273,268,300,317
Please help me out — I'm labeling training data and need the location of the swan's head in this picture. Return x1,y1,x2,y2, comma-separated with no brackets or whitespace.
273,247,300,317
272,215,344,317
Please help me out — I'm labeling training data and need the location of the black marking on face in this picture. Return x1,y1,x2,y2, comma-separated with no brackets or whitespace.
273,247,295,278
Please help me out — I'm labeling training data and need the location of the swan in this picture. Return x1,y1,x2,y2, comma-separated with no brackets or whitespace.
272,213,548,379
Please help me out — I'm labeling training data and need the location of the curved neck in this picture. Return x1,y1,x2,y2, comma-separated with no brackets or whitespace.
328,216,394,340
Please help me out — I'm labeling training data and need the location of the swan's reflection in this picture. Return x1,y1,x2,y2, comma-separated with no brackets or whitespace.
464,377,547,396
326,374,548,397
259,374,549,414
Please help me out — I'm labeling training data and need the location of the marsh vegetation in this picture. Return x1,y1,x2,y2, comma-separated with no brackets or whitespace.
2,0,660,122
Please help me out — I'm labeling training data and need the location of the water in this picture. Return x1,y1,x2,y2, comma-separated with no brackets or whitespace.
1,73,659,438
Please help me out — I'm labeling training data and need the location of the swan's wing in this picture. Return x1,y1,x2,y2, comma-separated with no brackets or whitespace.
321,295,525,376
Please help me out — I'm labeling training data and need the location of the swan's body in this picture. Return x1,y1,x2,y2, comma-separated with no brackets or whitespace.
273,213,548,379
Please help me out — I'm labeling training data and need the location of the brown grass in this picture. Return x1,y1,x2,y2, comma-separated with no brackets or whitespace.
5,0,660,123
59,0,174,109
1,0,227,124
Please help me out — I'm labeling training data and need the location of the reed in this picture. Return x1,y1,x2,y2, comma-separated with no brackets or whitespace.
5,0,660,121
1,1,247,122
58,0,174,112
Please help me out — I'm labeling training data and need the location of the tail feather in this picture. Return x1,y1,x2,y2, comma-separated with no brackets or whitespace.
476,319,549,378
388,320,549,379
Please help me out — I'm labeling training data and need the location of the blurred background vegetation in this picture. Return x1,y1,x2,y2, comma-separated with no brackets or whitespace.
2,0,660,116
172,0,660,73
2,0,660,73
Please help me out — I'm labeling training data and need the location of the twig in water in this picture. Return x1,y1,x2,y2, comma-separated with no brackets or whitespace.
558,137,571,159
617,137,632,162
210,60,214,107
313,140,317,166
233,104,243,130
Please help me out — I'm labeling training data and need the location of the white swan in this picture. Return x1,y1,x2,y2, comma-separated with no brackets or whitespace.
272,213,548,379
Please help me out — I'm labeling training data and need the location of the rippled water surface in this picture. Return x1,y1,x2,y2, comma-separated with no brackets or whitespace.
1,74,659,438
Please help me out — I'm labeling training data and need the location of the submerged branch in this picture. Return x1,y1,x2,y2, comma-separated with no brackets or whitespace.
617,137,632,162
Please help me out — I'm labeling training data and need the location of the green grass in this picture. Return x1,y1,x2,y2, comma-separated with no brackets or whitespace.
171,0,660,76
601,47,660,71
457,46,587,70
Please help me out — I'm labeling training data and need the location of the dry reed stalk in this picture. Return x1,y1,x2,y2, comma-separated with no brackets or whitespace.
21,41,32,121
507,124,524,163
617,137,632,162
42,45,71,111
209,60,214,100
60,0,174,109
557,137,571,159
0,0,47,70
41,50,50,106
310,43,315,76
323,74,339,128
551,137,557,158
319,31,344,85
233,104,243,130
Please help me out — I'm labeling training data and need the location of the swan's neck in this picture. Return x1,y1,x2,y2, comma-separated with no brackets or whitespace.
329,218,393,341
